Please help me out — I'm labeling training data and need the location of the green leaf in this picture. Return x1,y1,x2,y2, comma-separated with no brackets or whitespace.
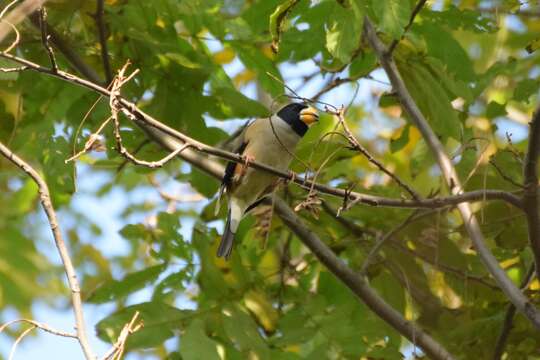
409,139,432,177
232,44,283,96
398,58,461,140
10,179,38,215
188,167,218,198
273,308,317,347
222,306,271,357
180,319,221,360
390,124,410,153
486,101,507,119
372,0,411,39
514,78,539,103
212,87,270,118
96,302,193,348
417,23,476,82
88,264,167,303
349,51,377,78
119,223,150,242
325,0,364,63
371,271,405,324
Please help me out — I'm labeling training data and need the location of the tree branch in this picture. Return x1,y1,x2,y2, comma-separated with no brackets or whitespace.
0,141,95,360
523,106,540,280
0,319,77,338
28,11,103,84
363,17,540,329
94,0,112,84
0,50,525,213
387,0,427,55
273,197,456,360
0,0,46,43
492,264,536,360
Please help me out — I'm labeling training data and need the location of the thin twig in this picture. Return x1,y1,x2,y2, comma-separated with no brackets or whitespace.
333,106,421,200
387,0,428,55
109,63,193,168
364,17,540,329
312,76,358,101
147,175,205,204
0,141,95,360
323,202,499,289
360,210,420,274
65,116,111,163
8,325,36,360
0,318,77,338
0,50,525,211
489,157,525,189
27,11,103,84
101,311,143,360
38,6,57,72
0,0,46,44
0,65,27,72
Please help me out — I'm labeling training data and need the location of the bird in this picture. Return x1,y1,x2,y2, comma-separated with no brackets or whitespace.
216,103,319,259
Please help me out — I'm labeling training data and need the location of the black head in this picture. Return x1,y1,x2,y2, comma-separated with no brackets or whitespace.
276,103,319,137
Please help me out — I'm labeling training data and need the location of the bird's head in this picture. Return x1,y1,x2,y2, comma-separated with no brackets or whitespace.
276,103,319,136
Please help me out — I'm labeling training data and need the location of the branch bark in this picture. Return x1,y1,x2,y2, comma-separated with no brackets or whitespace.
0,50,525,212
273,197,456,360
94,0,112,84
523,107,540,280
28,12,103,84
492,264,536,360
363,17,540,330
0,141,95,360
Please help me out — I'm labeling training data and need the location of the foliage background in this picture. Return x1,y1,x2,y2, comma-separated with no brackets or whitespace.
0,0,540,359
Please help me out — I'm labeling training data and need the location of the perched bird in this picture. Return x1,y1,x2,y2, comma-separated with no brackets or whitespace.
217,103,319,259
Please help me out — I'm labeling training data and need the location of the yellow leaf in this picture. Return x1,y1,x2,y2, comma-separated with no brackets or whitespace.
212,48,235,64
0,90,21,119
261,44,275,59
244,290,278,332
156,17,166,29
233,69,256,87
284,345,301,353
500,256,520,269
257,249,280,283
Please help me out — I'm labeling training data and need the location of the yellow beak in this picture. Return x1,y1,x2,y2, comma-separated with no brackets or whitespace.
299,106,319,125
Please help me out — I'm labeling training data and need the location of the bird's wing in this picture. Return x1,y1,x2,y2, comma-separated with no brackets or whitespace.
222,140,248,189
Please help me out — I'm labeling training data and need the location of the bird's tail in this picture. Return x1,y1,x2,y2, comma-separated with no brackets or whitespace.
217,199,242,259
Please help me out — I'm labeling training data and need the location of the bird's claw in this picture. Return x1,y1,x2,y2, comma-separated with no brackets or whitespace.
240,155,255,176
242,155,255,167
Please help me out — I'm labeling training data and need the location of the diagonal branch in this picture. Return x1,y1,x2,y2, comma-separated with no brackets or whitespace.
363,17,540,329
27,11,103,84
387,0,428,55
94,0,112,84
523,107,540,280
274,197,456,360
0,0,46,43
0,141,95,360
38,7,57,72
0,50,525,212
492,264,536,360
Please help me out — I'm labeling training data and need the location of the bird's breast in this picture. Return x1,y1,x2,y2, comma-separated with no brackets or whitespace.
231,116,301,206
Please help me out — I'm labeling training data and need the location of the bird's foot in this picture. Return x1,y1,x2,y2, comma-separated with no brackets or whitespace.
287,170,296,184
241,154,255,176
242,154,255,167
